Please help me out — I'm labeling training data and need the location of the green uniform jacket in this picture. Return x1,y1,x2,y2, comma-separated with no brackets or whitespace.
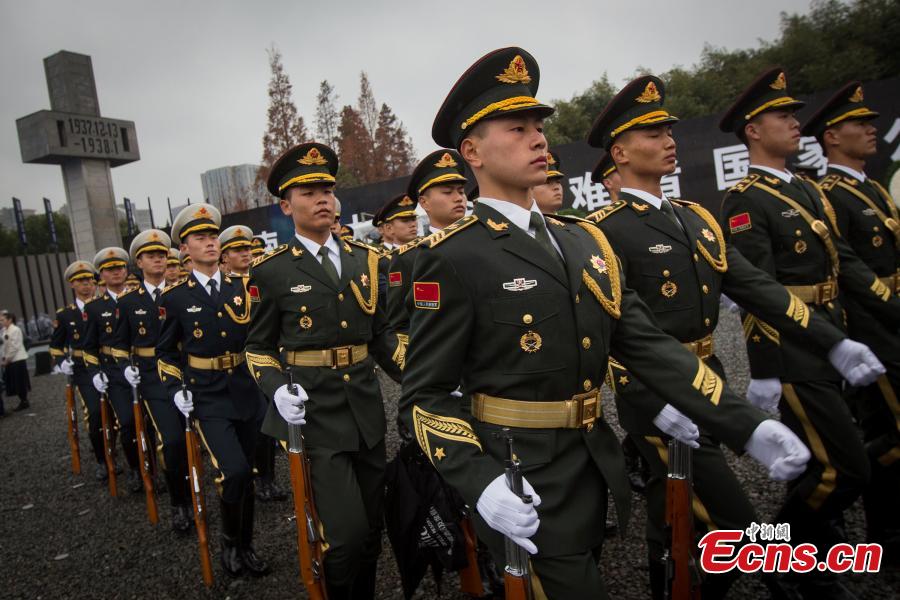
399,201,767,557
244,236,404,450
386,237,426,333
819,169,900,363
721,168,900,381
588,192,845,435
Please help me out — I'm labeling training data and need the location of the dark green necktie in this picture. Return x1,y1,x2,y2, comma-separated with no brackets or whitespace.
529,212,565,270
318,246,340,287
659,199,683,230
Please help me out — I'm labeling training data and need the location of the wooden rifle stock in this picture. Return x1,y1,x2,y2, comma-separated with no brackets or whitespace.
459,515,486,596
500,428,533,600
286,370,328,600
99,386,117,497
663,439,701,600
131,360,158,525
65,369,81,475
183,383,214,588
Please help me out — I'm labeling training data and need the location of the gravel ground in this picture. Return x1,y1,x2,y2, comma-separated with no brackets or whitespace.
0,310,897,599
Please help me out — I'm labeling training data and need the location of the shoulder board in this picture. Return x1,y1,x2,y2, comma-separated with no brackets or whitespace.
84,297,99,305
117,287,137,300
427,214,479,248
161,279,187,295
548,212,593,225
587,201,627,223
251,244,288,267
818,173,841,191
398,236,427,255
56,306,66,314
344,238,383,256
728,173,760,194
670,198,698,207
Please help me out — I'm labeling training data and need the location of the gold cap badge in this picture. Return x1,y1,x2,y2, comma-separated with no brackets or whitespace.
849,86,864,103
770,72,787,90
434,153,457,168
547,153,556,165
193,206,209,218
298,147,327,166
398,195,414,207
636,81,661,103
496,55,531,85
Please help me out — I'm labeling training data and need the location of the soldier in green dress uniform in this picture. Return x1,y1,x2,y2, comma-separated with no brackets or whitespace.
719,67,900,596
803,82,900,560
398,46,812,599
532,150,565,214
586,75,884,598
243,142,405,599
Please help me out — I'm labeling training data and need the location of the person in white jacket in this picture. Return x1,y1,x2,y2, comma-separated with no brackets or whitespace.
1,311,30,413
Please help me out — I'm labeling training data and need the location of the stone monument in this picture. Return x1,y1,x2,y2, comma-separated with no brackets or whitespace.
16,51,140,257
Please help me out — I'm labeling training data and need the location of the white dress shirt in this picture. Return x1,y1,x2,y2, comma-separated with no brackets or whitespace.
192,269,223,296
828,163,867,183
750,164,794,184
477,197,563,257
295,233,343,278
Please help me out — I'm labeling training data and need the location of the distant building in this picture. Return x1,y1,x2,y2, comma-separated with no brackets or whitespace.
0,206,36,231
200,164,270,214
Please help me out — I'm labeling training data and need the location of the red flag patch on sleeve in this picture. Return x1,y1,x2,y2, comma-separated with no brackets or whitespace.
413,282,440,310
729,212,752,234
388,272,402,287
249,285,260,302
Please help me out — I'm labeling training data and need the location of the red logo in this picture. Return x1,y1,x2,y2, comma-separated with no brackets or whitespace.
413,282,440,310
388,272,402,287
249,285,260,302
729,212,752,234
158,307,166,319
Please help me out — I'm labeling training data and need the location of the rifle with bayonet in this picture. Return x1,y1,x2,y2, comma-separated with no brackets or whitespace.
98,373,117,497
286,368,328,600
64,351,81,475
663,439,701,600
131,357,158,525
183,382,213,587
500,428,533,600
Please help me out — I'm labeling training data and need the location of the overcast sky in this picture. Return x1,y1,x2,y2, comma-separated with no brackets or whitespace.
1,0,813,219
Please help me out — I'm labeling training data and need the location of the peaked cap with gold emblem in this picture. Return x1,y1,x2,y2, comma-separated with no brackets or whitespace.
590,151,617,184
250,236,266,257
719,67,805,135
64,260,97,282
339,224,355,240
219,225,254,252
588,75,679,150
266,142,338,197
166,248,181,266
407,149,468,200
432,47,554,148
546,150,564,181
129,229,172,261
374,193,418,226
93,247,129,271
170,202,221,244
801,81,879,140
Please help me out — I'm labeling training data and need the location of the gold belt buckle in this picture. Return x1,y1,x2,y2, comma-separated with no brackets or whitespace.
818,281,834,303
575,390,599,429
219,354,234,369
699,336,713,357
332,346,351,369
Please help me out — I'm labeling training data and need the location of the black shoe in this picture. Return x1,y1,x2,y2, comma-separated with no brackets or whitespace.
95,463,109,481
220,535,245,577
240,547,271,576
255,479,274,502
14,401,29,412
171,505,192,533
127,470,143,493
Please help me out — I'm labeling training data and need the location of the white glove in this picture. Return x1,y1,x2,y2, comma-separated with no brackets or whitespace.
52,365,61,375
744,419,811,481
274,383,308,425
92,372,108,393
720,294,740,314
174,389,193,417
450,386,463,398
652,404,700,448
828,339,885,387
476,474,542,555
60,358,74,376
124,365,141,388
747,378,782,413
